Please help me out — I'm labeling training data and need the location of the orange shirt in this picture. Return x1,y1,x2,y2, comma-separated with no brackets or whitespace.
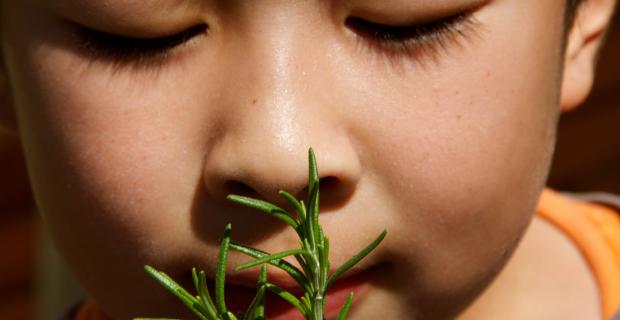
537,189,620,319
71,188,620,320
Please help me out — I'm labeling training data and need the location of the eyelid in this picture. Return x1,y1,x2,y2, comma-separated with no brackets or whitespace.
80,24,207,48
346,11,472,41
346,10,480,61
345,0,489,26
75,23,208,66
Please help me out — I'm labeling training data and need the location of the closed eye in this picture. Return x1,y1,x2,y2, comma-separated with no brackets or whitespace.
345,11,478,60
76,23,208,66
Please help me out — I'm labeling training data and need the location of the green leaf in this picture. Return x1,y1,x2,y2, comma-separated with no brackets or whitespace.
224,311,237,320
319,237,330,287
242,284,266,320
336,292,354,320
236,249,309,271
226,194,299,229
229,242,310,292
258,263,267,284
307,148,319,194
254,264,267,319
305,182,319,250
293,253,313,284
192,268,200,293
143,265,209,320
307,148,320,242
318,224,325,248
326,230,388,290
216,224,232,315
278,190,306,221
265,283,308,317
196,270,218,319
299,200,307,219
298,200,309,241
301,293,312,311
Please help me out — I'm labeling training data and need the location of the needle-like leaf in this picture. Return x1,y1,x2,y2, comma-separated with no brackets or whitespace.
307,148,319,193
242,285,266,320
226,194,299,230
224,311,237,320
143,266,209,320
306,182,320,251
216,224,232,316
229,242,309,291
265,283,308,316
236,249,309,271
336,292,354,320
197,269,218,319
326,229,388,290
278,190,306,221
254,264,268,319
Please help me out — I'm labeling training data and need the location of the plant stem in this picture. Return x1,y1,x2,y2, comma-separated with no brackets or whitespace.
312,294,324,320
139,148,387,320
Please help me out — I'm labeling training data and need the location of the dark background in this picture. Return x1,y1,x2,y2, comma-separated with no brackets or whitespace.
547,25,620,193
1,17,619,320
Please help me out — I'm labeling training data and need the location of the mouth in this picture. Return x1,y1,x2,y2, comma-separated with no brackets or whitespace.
181,262,385,320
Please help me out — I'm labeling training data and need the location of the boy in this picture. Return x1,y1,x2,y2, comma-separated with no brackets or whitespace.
0,0,618,319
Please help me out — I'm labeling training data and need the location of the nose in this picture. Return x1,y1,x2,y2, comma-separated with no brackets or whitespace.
201,12,361,214
204,140,361,211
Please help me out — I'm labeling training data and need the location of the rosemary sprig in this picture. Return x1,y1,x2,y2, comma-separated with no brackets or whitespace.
137,148,387,320
137,224,267,320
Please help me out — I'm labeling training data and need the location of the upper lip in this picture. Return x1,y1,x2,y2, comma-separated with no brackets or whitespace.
226,268,303,293
222,260,377,293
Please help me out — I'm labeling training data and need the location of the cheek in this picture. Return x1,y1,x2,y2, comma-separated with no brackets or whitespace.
334,0,563,306
2,15,229,314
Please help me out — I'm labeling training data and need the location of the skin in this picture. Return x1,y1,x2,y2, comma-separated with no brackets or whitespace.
0,0,615,319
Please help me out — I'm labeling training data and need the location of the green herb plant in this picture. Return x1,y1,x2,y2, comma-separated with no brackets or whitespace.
136,148,387,320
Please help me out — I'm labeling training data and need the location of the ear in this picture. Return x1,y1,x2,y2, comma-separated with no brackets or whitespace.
560,0,617,112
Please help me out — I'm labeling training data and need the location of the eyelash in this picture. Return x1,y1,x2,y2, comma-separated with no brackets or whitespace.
76,12,476,67
77,24,208,67
346,12,478,60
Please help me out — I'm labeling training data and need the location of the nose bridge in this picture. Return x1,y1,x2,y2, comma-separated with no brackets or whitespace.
248,10,305,153
225,6,315,169
203,6,361,207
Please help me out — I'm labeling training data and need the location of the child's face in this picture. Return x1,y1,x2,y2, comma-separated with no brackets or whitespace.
0,0,589,319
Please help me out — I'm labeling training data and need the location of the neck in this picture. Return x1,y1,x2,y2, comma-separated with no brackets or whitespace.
459,215,600,319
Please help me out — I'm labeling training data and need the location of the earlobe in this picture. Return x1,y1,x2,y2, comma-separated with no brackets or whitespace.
560,0,617,112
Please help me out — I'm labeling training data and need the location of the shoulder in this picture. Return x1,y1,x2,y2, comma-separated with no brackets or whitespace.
537,188,620,320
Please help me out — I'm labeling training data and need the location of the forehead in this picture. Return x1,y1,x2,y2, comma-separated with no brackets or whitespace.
40,0,490,17
31,0,488,35
36,0,205,35
42,0,197,13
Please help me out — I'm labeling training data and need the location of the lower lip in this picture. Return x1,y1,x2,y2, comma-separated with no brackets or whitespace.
221,266,376,320
266,269,372,320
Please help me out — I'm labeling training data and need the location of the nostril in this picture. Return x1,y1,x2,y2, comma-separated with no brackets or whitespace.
224,180,259,198
318,176,349,205
319,176,340,194
296,176,341,201
223,176,349,211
